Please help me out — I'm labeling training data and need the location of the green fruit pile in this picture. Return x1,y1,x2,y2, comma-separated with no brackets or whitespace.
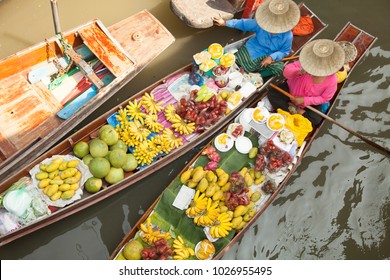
72,124,138,193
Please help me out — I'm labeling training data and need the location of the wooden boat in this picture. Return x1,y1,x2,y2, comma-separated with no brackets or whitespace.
109,23,376,260
0,3,325,246
0,10,175,183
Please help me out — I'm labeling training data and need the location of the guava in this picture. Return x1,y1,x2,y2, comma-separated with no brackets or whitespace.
82,154,93,166
122,154,138,172
89,138,109,158
85,177,103,193
105,167,124,184
109,149,127,168
73,141,89,158
99,126,119,146
110,139,128,153
123,240,143,260
88,157,110,178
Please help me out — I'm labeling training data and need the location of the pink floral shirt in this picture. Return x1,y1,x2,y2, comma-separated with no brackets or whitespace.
284,61,338,107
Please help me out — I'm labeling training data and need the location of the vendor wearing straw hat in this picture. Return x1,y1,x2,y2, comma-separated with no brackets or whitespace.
267,39,345,126
213,0,300,78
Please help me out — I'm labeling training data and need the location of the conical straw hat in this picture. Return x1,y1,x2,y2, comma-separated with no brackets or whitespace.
255,0,300,33
337,41,358,63
299,39,345,76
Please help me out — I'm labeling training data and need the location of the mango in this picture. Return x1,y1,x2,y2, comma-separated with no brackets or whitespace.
254,175,266,185
248,147,258,159
219,206,228,213
244,173,253,187
255,171,262,179
50,191,62,201
46,163,60,173
61,190,75,200
233,205,248,217
249,168,255,180
69,183,80,191
46,184,59,197
221,182,231,192
217,173,229,187
64,176,80,184
250,191,262,202
191,166,203,176
231,216,243,229
59,162,68,171
226,211,234,219
215,168,226,178
38,178,51,188
39,164,48,171
191,168,205,183
212,190,224,201
35,171,49,180
60,167,77,179
186,180,198,189
243,209,256,222
67,159,79,168
238,167,248,177
236,220,247,230
205,184,217,197
48,169,59,179
59,183,71,192
180,169,192,184
197,178,208,192
50,179,64,186
205,170,216,183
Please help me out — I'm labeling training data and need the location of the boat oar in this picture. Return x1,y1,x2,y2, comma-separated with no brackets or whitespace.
269,83,390,156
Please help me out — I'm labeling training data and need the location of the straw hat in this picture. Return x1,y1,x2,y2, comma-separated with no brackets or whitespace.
255,0,300,33
299,39,345,76
337,41,358,63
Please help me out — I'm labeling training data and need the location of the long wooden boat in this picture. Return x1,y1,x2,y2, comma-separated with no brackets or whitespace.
0,3,325,246
0,10,175,183
109,23,377,260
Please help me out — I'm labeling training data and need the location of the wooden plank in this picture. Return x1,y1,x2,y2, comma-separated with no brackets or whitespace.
78,22,135,77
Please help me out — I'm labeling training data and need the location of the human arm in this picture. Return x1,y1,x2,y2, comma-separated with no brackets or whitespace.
213,17,226,26
224,18,259,32
269,33,293,61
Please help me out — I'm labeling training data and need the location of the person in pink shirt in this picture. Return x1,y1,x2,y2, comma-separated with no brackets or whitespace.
268,39,345,126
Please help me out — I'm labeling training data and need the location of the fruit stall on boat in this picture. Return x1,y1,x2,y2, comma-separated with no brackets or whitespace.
0,10,175,183
0,3,326,246
109,23,376,260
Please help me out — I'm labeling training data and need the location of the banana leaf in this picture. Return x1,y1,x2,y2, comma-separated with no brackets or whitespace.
146,132,258,257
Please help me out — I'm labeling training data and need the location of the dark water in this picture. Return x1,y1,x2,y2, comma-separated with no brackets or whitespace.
0,0,389,260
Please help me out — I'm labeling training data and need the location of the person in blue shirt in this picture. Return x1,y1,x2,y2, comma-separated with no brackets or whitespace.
213,0,300,78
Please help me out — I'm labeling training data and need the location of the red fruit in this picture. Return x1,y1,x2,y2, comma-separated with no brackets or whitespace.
204,161,218,171
201,146,216,156
208,152,220,162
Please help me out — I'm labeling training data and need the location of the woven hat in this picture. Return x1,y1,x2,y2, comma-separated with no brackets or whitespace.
299,39,345,76
255,0,300,33
338,41,358,63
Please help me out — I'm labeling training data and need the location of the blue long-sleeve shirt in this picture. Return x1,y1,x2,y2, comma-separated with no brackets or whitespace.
226,18,293,61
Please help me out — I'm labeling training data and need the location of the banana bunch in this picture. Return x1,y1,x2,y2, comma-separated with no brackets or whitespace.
186,190,208,217
139,217,171,245
141,92,163,114
127,121,151,142
133,140,159,165
194,198,219,226
117,127,140,147
144,114,164,133
172,235,195,260
152,134,174,154
164,104,181,122
209,212,233,238
126,99,146,123
162,128,183,149
115,108,129,127
171,117,195,135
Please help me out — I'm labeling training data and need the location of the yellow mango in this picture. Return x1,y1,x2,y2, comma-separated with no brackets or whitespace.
46,184,59,197
205,171,216,183
59,183,71,192
221,182,231,193
38,178,51,188
180,169,192,184
226,211,234,219
61,190,75,200
212,190,224,201
50,191,62,201
243,209,256,222
35,171,49,180
215,168,226,178
254,175,266,185
52,158,63,165
46,163,60,173
186,180,198,189
69,183,80,191
205,184,217,197
48,169,59,179
233,205,248,217
231,216,243,229
64,176,79,184
191,166,203,176
67,159,79,168
39,164,48,171
60,168,77,179
73,170,81,181
249,168,255,180
197,178,208,192
50,179,64,186
191,168,205,183
219,206,228,213
239,167,248,177
236,220,247,230
250,191,262,202
59,162,68,171
43,185,51,195
217,173,229,186
244,173,253,187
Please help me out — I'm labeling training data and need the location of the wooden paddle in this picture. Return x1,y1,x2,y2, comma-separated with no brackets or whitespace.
269,83,390,156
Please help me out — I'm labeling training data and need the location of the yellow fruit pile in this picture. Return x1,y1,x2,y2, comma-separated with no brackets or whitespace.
196,239,215,260
139,217,171,245
172,235,195,260
35,157,81,201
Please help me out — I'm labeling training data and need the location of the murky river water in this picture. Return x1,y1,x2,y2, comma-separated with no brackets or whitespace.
0,0,389,260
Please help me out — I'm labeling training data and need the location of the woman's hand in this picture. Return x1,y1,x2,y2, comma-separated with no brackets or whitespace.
291,96,304,105
261,56,273,67
213,17,226,26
